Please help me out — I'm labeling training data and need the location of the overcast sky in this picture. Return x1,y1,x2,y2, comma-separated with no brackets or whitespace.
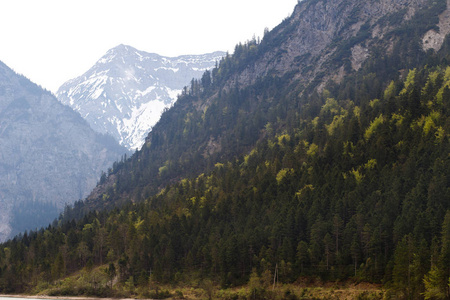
0,0,298,93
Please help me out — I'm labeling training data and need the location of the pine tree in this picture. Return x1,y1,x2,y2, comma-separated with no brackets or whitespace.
439,210,450,298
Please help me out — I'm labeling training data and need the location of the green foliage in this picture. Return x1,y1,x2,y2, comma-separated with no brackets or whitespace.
364,114,385,140
399,69,417,96
384,81,396,99
326,114,346,136
391,235,415,297
276,168,294,184
158,165,168,176
350,168,364,185
321,97,342,114
423,265,446,300
364,159,377,170
436,67,450,104
306,142,319,156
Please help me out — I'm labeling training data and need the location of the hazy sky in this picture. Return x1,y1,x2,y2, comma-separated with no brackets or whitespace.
0,0,298,93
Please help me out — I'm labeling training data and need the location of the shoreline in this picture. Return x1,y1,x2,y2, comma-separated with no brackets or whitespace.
0,296,135,300
0,282,384,300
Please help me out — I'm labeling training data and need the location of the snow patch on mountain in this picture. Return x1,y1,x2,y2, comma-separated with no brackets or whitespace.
121,98,169,150
57,44,225,150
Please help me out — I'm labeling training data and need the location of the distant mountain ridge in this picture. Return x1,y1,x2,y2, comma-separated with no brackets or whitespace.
57,45,225,150
0,60,126,241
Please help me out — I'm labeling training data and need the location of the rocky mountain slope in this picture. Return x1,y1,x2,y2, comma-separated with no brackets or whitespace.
77,0,447,211
219,0,437,91
0,61,126,241
57,45,225,150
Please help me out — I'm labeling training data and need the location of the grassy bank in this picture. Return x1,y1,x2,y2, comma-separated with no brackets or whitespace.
3,284,385,300
5,265,384,300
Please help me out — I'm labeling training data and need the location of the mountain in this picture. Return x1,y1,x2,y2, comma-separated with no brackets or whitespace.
80,0,447,210
0,61,127,242
1,0,450,297
57,45,225,150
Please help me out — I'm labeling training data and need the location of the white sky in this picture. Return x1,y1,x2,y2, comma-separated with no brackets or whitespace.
0,0,298,93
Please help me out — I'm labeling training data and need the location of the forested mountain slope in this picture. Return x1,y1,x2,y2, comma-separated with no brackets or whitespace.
1,0,450,298
1,63,448,298
79,0,445,213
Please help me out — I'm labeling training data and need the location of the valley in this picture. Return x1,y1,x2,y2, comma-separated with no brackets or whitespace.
0,0,449,299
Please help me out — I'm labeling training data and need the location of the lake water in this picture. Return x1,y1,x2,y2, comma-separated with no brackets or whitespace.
0,298,45,300
0,296,53,300
0,297,91,300
0,298,38,300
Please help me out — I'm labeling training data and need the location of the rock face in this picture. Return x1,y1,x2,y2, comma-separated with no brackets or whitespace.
0,61,127,241
57,45,225,150
422,0,450,51
224,0,432,91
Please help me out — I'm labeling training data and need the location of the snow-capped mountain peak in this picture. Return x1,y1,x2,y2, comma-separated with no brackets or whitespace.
57,45,225,150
